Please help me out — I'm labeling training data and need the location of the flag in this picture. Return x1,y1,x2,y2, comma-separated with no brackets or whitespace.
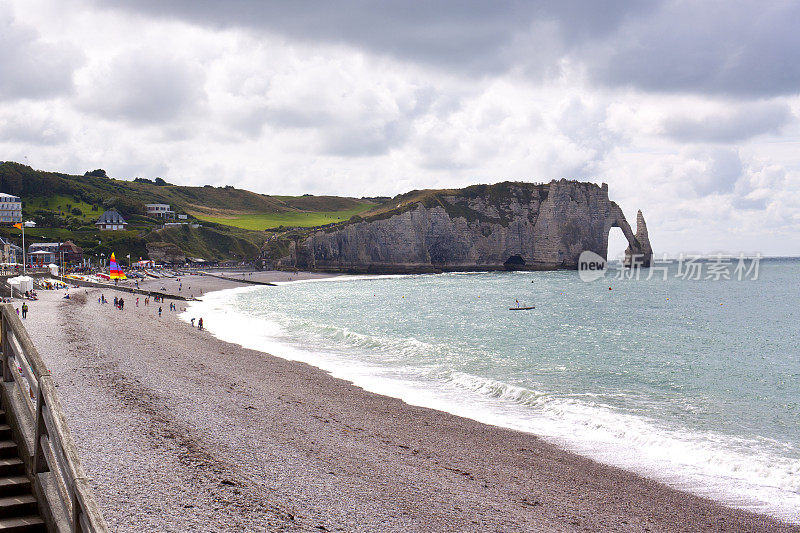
109,252,127,280
13,223,22,229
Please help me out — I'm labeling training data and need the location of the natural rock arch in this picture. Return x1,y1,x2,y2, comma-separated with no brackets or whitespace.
606,203,652,267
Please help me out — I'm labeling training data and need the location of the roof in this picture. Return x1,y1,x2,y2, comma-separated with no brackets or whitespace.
0,193,20,200
145,203,170,207
61,240,83,252
96,210,128,225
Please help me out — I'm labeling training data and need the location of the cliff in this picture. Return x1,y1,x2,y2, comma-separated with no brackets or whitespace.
265,180,652,272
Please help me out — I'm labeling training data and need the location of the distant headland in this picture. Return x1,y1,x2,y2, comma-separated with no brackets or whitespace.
265,180,652,273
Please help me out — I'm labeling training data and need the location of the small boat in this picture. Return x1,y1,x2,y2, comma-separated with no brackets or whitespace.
509,306,535,311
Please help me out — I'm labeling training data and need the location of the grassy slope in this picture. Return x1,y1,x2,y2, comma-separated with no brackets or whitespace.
0,162,384,261
199,203,375,230
0,162,371,221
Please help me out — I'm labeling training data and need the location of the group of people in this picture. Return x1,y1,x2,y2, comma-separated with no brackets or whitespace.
189,317,203,330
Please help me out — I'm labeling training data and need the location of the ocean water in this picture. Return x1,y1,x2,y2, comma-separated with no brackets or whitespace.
184,259,800,523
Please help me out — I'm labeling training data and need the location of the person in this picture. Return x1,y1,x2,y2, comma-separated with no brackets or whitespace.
515,299,520,308
136,297,139,307
198,317,203,330
21,302,28,319
15,308,19,316
190,318,195,327
63,293,70,299
158,306,162,317
114,296,118,308
119,298,124,311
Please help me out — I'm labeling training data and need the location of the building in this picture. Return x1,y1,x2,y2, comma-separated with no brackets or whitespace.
145,204,174,219
96,210,128,230
28,243,59,266
28,243,59,265
29,242,60,254
0,193,22,224
177,213,188,220
59,240,84,263
0,236,20,264
27,241,84,265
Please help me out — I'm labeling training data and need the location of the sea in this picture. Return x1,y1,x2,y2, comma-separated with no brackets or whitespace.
183,257,800,523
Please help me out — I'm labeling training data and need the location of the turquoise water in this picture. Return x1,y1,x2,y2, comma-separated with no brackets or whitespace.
186,259,800,522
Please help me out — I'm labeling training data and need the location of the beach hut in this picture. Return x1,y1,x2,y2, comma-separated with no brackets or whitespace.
8,275,33,297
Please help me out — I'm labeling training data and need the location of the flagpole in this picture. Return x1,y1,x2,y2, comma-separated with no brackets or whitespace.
22,224,25,274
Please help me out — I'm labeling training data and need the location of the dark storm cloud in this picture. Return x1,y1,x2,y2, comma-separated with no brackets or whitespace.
662,102,793,143
98,0,648,75
0,12,82,100
593,2,800,97
99,0,800,97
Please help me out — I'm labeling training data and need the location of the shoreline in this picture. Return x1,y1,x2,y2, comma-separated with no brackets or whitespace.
22,277,800,531
189,279,800,525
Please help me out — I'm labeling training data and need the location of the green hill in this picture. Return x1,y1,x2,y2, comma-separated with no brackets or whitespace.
0,161,380,262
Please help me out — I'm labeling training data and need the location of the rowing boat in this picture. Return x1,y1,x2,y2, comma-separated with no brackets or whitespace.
509,306,535,311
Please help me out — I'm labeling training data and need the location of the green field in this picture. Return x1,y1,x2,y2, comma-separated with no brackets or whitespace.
197,203,375,230
25,194,101,222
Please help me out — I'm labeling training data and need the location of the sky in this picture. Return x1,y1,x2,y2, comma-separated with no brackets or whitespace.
1,0,799,257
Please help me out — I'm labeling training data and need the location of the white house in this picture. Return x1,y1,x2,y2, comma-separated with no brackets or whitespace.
96,210,128,230
145,203,174,219
0,193,22,224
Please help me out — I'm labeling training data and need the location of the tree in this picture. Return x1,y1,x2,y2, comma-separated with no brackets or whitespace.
84,169,108,178
154,177,169,186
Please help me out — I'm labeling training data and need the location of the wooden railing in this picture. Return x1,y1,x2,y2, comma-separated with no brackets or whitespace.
0,303,108,532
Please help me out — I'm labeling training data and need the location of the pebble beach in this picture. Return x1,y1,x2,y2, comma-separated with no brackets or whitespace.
19,274,800,532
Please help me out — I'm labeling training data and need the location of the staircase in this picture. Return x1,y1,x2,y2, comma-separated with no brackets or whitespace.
0,410,44,532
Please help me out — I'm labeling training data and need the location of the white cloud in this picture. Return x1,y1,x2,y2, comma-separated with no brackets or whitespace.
0,0,799,256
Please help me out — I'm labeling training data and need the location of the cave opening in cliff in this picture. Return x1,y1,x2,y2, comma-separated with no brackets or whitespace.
503,254,526,270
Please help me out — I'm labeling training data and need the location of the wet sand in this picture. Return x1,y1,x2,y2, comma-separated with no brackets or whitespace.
21,281,800,532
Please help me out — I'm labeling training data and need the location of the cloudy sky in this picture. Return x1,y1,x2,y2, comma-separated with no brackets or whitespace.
2,0,799,257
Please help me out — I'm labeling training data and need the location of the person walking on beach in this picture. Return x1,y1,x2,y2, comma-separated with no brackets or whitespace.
119,298,124,311
158,306,162,317
21,302,28,319
190,318,195,327
198,317,203,330
136,297,139,307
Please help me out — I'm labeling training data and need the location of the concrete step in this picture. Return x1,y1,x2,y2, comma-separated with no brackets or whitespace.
0,494,38,517
0,458,24,477
0,514,46,532
0,477,30,498
0,424,11,440
0,410,5,424
0,441,17,459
